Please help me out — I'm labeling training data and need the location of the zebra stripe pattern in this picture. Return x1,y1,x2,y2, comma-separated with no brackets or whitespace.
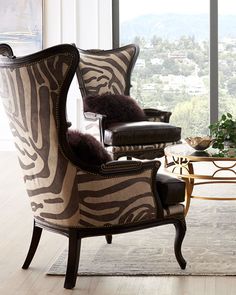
0,51,80,228
78,45,137,96
106,141,181,154
0,46,158,228
76,169,157,227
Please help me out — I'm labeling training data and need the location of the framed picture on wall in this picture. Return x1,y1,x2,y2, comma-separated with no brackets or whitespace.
0,0,43,149
0,0,42,56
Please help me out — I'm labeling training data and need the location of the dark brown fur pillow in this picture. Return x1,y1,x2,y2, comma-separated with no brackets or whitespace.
67,129,112,166
83,94,146,125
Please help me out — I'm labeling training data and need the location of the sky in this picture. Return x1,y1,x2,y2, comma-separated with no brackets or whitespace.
120,0,236,22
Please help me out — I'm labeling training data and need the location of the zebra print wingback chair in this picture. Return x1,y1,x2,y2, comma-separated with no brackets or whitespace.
0,43,186,289
76,44,181,160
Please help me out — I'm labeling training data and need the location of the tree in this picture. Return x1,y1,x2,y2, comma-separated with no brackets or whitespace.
151,35,162,48
227,77,236,96
219,96,236,118
162,59,180,75
171,97,209,138
133,36,146,48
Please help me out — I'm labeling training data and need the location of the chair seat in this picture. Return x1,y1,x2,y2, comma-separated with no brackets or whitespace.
156,173,185,206
104,121,181,146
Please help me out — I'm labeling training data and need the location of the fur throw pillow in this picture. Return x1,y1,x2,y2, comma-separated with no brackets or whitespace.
83,94,146,126
67,129,112,166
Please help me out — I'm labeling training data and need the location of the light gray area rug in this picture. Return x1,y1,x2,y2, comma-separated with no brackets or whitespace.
48,186,236,276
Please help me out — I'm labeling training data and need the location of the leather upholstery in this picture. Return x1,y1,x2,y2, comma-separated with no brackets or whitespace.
104,121,181,146
156,174,185,206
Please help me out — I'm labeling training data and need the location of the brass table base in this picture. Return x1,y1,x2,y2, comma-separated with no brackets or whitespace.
165,144,236,215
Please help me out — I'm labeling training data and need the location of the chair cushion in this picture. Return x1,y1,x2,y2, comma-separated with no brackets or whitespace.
68,129,112,165
104,121,181,146
156,174,185,206
83,94,146,125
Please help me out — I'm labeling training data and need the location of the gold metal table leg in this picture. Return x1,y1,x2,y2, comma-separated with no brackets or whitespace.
184,177,194,216
183,162,194,216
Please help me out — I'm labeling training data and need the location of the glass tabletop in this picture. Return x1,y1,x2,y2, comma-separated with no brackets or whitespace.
165,143,236,161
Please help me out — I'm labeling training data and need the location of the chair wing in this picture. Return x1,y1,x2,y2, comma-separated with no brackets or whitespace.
77,44,139,97
0,44,80,227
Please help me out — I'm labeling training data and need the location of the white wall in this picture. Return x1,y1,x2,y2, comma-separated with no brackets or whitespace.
0,0,113,150
44,0,113,131
75,0,112,49
0,105,14,150
44,0,80,131
44,0,112,49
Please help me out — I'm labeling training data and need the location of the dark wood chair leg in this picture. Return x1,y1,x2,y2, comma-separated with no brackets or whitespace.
174,218,187,269
22,221,42,269
64,229,81,289
105,234,112,244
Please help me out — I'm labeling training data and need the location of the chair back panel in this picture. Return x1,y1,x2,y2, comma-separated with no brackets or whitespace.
77,44,139,97
0,45,81,227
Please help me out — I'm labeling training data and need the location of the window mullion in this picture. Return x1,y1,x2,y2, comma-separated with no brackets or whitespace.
112,0,119,48
210,0,218,123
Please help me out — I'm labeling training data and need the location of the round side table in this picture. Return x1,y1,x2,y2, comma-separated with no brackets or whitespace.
164,144,236,215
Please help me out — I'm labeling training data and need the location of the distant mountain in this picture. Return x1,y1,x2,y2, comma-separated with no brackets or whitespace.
121,14,236,43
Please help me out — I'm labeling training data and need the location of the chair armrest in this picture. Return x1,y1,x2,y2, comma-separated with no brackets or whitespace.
84,111,106,121
100,160,160,175
83,112,106,144
75,159,164,228
143,108,172,123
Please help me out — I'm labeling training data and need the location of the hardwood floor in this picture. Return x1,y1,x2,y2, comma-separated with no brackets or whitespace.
0,151,236,295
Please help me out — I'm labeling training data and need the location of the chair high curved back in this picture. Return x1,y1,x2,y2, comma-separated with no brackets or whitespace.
0,44,79,228
77,44,139,97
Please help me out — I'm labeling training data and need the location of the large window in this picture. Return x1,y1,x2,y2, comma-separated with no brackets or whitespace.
219,0,236,118
114,0,235,138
